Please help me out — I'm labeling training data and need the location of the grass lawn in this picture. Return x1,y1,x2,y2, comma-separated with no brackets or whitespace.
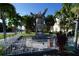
21,32,50,37
21,32,35,37
0,32,37,39
0,32,36,39
0,33,15,39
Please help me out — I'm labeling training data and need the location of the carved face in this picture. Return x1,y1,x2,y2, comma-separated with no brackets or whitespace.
36,18,44,24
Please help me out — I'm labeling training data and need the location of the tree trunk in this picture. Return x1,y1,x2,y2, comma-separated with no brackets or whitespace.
2,19,6,39
1,13,6,42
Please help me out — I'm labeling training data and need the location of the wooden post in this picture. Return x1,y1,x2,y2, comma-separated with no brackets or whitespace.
48,37,52,48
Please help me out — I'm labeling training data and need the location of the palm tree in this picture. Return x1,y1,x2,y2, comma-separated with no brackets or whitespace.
0,3,16,42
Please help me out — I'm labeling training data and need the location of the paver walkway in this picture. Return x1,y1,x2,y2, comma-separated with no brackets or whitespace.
0,34,22,48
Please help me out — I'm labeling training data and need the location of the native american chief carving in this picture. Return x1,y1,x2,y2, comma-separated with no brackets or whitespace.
30,8,48,34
